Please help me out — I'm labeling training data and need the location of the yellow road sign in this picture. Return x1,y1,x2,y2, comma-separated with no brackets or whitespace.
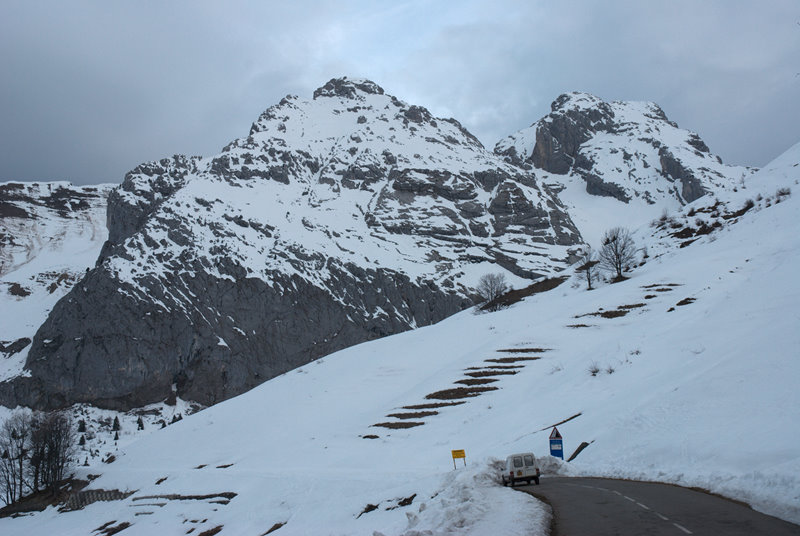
451,449,466,459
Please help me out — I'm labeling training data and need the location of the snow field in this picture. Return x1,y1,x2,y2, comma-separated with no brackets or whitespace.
1,147,798,534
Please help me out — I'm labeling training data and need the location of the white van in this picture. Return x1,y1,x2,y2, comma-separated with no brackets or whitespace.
501,452,540,486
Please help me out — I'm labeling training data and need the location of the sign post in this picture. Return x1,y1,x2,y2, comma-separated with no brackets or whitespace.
451,449,466,470
549,427,564,460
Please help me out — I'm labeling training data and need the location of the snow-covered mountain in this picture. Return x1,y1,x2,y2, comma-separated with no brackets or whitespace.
1,78,586,411
495,92,754,244
1,141,796,536
0,182,112,379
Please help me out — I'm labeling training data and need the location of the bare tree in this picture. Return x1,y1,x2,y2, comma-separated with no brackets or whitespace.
577,246,599,290
39,412,75,493
27,413,47,494
1,410,76,505
598,227,637,280
476,273,509,306
0,413,31,505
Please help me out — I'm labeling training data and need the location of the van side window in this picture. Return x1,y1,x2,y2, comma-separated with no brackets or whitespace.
513,456,523,468
524,455,534,466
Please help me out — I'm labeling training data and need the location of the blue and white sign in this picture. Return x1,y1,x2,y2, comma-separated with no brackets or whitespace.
549,426,564,459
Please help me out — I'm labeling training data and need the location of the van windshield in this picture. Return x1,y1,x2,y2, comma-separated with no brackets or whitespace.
513,456,523,468
523,454,534,466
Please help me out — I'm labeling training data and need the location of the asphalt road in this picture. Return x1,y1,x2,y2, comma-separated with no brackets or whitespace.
519,477,800,536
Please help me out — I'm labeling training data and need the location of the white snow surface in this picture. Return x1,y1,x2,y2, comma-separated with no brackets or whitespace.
0,182,112,379
1,143,797,534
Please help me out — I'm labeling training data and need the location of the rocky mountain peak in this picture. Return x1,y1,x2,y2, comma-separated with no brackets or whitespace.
312,77,385,100
495,92,752,218
551,91,610,114
549,91,671,126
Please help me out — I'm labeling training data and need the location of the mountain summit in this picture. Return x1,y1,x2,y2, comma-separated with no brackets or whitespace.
495,91,753,242
2,77,582,410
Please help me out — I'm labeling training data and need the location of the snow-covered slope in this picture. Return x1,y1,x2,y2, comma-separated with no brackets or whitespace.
2,78,584,411
2,142,796,535
496,92,754,244
0,182,112,380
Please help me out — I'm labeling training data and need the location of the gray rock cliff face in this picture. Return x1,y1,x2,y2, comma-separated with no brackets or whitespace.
1,78,582,410
495,92,750,207
7,255,465,410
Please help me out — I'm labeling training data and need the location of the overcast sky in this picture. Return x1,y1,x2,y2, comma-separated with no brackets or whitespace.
1,0,798,185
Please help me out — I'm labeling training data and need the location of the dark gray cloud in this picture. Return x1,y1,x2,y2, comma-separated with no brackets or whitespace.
1,0,797,185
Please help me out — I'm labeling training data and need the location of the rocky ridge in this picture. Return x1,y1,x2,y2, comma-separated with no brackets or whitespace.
1,78,583,410
495,92,754,242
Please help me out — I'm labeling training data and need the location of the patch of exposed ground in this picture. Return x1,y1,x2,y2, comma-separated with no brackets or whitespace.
722,199,755,220
484,356,541,364
482,276,568,310
94,521,132,536
46,272,76,294
668,296,697,312
263,522,287,534
455,378,498,386
496,348,549,353
567,323,592,328
385,411,438,420
7,282,31,297
425,386,498,400
464,369,518,378
132,492,236,504
357,504,379,518
358,493,418,518
387,494,417,510
577,309,628,319
466,364,522,370
1,479,90,517
577,302,648,319
402,402,465,410
372,421,425,429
